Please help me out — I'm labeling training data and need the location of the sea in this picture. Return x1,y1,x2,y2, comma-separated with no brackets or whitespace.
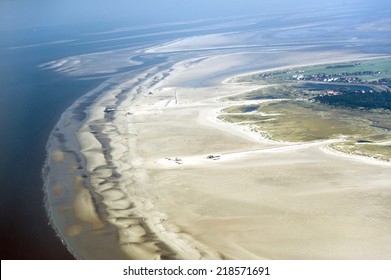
0,17,264,259
0,5,390,259
0,20,201,259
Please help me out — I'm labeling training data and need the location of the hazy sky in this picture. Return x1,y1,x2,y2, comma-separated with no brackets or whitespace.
0,0,389,30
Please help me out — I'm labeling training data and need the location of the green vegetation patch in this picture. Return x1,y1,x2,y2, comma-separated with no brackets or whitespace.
251,101,378,142
221,100,390,143
226,85,312,101
222,58,391,160
222,104,261,114
235,58,391,84
314,91,391,110
218,114,270,124
331,142,391,162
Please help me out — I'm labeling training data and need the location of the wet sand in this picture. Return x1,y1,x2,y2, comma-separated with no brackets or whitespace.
70,51,391,259
40,7,391,259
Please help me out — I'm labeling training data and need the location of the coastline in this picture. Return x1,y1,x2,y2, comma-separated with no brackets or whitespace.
2,5,389,260
56,52,391,259
40,8,391,258
43,78,130,259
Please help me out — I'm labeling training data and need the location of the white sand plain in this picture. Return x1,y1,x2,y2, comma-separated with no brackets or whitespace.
76,51,391,259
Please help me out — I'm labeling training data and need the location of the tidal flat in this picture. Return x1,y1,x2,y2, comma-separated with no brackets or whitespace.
43,7,391,259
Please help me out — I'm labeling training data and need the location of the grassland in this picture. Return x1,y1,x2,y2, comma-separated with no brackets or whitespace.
220,101,385,142
222,59,391,161
235,58,391,83
224,84,314,101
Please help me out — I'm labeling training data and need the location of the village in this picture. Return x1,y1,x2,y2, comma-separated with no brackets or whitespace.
254,66,391,93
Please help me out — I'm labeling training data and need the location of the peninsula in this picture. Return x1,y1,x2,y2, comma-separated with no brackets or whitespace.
43,9,391,259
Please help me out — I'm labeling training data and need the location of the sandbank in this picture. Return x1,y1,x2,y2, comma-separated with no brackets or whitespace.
73,49,391,259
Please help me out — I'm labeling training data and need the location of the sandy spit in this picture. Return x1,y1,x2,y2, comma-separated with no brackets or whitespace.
77,51,391,259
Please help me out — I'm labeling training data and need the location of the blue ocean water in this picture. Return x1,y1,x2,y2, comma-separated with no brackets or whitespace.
0,19,251,259
0,26,105,259
1,5,389,259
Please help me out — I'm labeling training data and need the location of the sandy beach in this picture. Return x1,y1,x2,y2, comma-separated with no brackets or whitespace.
67,48,391,259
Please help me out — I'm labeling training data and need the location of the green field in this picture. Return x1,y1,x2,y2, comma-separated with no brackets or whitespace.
221,101,384,142
235,58,391,83
222,58,391,161
225,84,314,101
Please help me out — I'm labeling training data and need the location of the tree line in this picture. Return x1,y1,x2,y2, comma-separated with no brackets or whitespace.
314,90,391,110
